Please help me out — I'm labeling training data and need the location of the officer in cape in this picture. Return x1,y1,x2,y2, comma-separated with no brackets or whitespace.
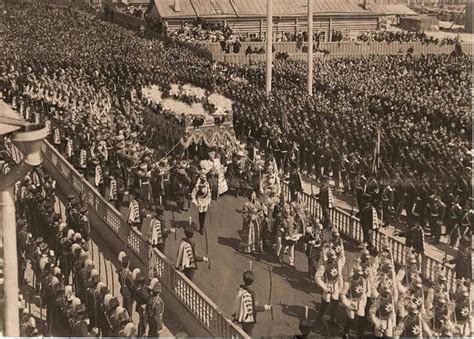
175,223,209,281
232,269,272,335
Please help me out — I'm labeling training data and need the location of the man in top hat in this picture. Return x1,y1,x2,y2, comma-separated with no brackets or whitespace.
232,270,271,335
191,173,212,234
175,223,208,281
147,278,165,337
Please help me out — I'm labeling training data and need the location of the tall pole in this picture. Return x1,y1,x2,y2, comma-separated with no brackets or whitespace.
307,0,313,95
266,0,273,96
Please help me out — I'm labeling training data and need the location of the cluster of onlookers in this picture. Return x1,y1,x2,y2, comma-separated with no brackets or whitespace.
357,30,458,44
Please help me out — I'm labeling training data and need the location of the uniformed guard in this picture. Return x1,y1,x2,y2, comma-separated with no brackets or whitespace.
94,159,105,196
132,268,149,337
453,281,471,337
315,249,343,325
369,280,397,337
393,301,432,338
128,195,142,229
78,206,90,242
175,224,209,281
117,251,133,316
108,175,118,204
232,270,271,335
317,176,335,226
191,173,212,234
148,278,165,337
147,207,174,254
340,263,367,338
303,218,323,280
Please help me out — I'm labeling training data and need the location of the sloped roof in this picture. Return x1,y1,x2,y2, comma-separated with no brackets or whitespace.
153,0,379,19
366,3,417,16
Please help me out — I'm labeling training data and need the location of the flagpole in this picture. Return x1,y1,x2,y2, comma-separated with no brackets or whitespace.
266,0,273,96
307,0,313,95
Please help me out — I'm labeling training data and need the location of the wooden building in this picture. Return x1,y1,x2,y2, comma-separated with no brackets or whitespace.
145,0,384,40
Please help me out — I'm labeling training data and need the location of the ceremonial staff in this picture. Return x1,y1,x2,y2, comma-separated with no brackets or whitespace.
204,228,211,269
268,264,274,320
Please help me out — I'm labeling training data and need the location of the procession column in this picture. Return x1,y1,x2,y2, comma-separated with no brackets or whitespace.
266,0,273,95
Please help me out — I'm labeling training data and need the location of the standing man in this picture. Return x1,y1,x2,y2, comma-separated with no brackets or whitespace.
78,206,90,242
340,263,367,338
317,176,335,227
175,224,208,281
147,207,174,254
369,281,397,338
232,270,271,336
288,166,303,202
148,278,165,337
191,173,212,234
117,251,133,317
357,195,379,254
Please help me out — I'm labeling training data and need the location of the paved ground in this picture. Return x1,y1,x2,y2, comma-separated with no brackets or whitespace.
111,191,361,337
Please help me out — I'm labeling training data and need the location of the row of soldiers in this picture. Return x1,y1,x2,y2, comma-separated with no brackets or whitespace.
14,164,166,337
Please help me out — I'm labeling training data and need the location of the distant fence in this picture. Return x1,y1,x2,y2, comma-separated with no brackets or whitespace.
202,40,472,56
280,183,457,292
39,141,247,338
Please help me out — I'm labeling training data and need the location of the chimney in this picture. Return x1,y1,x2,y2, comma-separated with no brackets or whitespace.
174,0,181,12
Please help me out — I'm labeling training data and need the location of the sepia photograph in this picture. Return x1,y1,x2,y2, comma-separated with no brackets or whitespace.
0,0,472,337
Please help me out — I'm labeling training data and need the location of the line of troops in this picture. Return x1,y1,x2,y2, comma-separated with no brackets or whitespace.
14,167,165,337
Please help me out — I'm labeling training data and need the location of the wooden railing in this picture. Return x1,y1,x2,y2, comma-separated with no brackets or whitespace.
280,183,457,292
40,141,248,338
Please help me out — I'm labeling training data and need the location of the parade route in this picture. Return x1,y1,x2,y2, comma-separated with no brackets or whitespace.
113,193,361,337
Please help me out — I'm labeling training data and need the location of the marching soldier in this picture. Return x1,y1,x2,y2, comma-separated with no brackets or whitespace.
393,301,432,338
128,194,142,230
369,280,397,337
232,270,272,335
117,251,133,317
357,196,379,253
132,268,150,337
315,249,343,326
381,180,395,227
148,278,165,337
175,224,209,281
191,173,212,234
426,194,446,245
340,263,367,338
148,207,174,254
303,218,323,280
453,281,471,337
94,159,105,196
317,176,335,227
78,206,90,242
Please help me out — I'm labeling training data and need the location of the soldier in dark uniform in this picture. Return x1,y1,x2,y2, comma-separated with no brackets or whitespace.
132,269,149,337
303,218,323,280
72,303,90,336
117,251,133,317
288,166,303,202
395,222,425,256
356,196,378,253
78,206,90,242
295,319,313,339
175,224,209,281
148,278,165,337
232,270,271,335
317,176,335,227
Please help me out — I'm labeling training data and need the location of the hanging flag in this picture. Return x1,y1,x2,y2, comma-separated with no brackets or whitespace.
371,128,381,174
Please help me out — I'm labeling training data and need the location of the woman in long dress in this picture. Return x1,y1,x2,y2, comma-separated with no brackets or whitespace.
239,191,263,253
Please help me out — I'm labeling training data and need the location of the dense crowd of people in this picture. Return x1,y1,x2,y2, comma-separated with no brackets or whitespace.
356,30,458,44
0,0,472,336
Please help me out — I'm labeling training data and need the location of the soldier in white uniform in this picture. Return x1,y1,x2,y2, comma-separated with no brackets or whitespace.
191,173,212,234
315,249,343,325
340,263,367,338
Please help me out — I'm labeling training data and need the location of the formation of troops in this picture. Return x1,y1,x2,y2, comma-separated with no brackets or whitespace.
0,1,472,337
5,151,164,337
